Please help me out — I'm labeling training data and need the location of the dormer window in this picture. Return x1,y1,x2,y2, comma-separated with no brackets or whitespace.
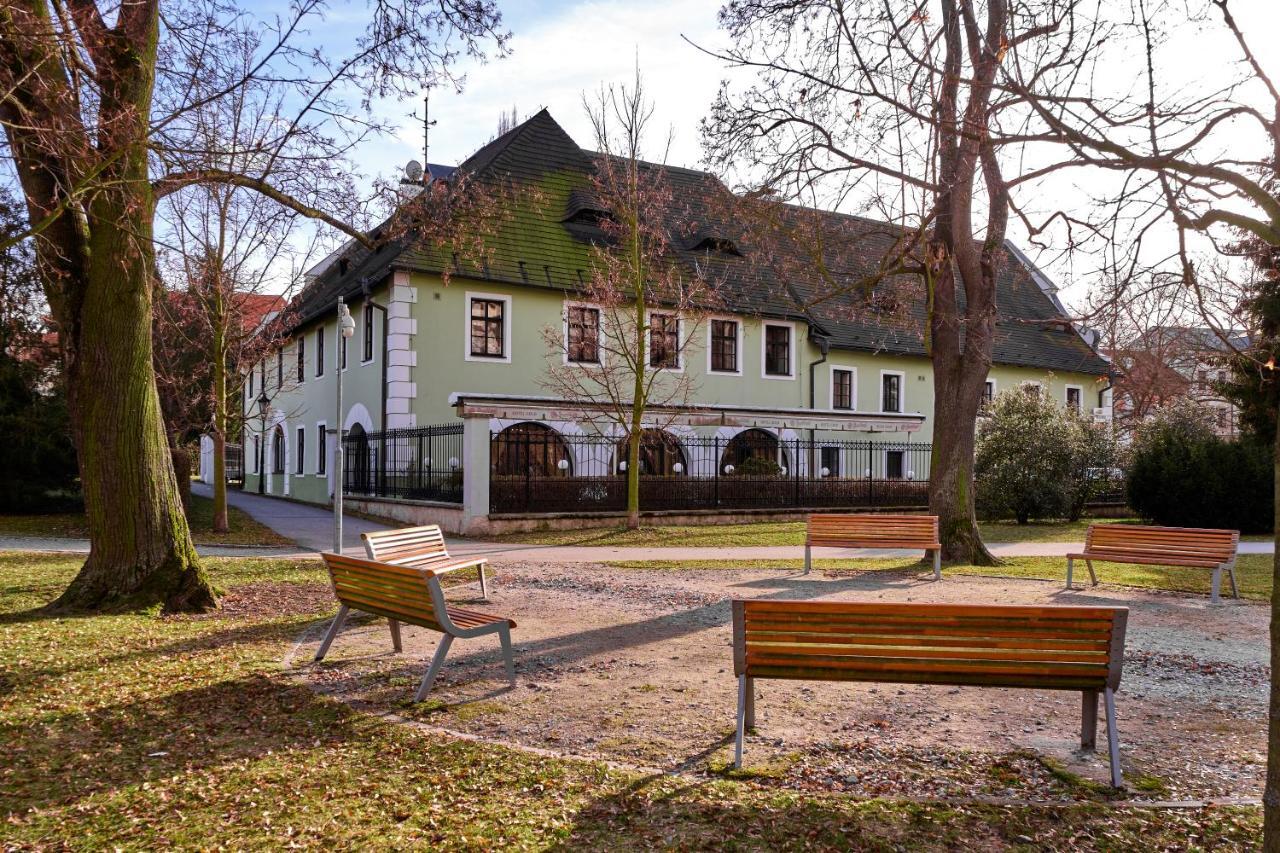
563,189,613,229
689,236,741,256
338,257,350,276
563,206,612,227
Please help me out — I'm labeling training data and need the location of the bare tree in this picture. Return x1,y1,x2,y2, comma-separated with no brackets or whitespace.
0,0,507,611
995,0,1278,837
540,73,720,529
700,0,1103,563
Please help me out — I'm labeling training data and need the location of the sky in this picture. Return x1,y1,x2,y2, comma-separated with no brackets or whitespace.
268,0,1280,313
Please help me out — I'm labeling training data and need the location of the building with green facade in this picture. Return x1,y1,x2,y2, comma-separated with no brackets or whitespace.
233,110,1112,533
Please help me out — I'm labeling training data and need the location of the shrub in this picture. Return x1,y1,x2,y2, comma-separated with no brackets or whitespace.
0,345,80,514
975,384,1117,524
734,455,782,477
1127,401,1272,532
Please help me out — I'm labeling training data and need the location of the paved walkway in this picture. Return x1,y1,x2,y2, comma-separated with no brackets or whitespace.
2,486,1273,562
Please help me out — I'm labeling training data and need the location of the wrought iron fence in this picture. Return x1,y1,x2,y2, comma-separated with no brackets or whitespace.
225,442,244,488
342,423,464,504
489,429,933,515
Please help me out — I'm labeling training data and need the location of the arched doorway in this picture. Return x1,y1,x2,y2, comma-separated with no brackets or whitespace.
615,429,687,475
346,422,371,493
720,428,784,475
491,422,573,476
271,425,286,475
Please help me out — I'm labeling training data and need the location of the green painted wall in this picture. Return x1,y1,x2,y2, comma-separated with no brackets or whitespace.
243,271,1109,499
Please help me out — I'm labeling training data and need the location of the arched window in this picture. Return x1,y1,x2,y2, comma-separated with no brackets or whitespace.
720,428,784,474
616,429,687,475
492,422,573,477
271,425,286,475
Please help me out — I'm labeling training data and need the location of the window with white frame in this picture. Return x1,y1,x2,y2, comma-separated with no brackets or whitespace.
710,319,739,373
295,426,306,475
316,423,327,475
467,294,510,360
276,349,283,387
296,336,305,383
763,323,792,377
832,368,854,410
1066,385,1083,413
649,312,679,369
885,449,905,479
820,446,840,476
881,371,904,413
983,379,995,405
315,328,325,377
566,305,600,363
363,303,375,362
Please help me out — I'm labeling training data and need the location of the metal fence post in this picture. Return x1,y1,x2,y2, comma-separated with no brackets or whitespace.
793,438,801,508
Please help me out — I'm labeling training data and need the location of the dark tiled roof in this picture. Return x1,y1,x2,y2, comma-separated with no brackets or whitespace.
291,109,1110,375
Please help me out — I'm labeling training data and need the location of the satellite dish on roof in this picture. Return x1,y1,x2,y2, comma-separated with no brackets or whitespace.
405,159,424,182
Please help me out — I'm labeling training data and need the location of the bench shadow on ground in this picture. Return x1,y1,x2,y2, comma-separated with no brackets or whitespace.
312,566,948,692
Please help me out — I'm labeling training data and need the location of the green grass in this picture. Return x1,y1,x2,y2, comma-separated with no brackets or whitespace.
492,517,1271,548
607,554,1273,601
0,552,1262,849
490,517,1154,548
0,493,293,547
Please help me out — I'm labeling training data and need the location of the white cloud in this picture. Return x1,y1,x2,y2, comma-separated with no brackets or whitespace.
380,0,729,174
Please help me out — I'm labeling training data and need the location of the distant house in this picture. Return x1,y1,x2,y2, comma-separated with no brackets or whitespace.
237,110,1112,532
1108,326,1248,438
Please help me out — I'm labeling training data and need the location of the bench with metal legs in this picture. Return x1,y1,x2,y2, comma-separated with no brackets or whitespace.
315,552,517,701
1066,524,1240,604
803,514,942,580
731,599,1129,788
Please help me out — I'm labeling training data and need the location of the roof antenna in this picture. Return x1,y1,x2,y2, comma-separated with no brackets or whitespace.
409,90,437,184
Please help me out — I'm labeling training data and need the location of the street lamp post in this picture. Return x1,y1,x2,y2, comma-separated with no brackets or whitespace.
256,389,270,495
333,300,356,553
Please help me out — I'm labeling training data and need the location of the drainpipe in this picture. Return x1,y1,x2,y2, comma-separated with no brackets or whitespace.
807,333,831,476
361,278,390,492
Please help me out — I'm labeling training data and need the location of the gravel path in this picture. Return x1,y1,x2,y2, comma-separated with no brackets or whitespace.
294,560,1269,801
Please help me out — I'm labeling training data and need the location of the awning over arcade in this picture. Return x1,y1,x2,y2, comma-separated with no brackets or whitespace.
450,392,926,434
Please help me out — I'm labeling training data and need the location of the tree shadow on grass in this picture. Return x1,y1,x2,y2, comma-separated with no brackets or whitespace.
2,669,371,815
5,614,337,702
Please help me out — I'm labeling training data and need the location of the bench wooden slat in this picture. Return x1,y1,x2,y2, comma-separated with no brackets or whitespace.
747,642,1110,664
745,631,1112,652
744,665,1109,691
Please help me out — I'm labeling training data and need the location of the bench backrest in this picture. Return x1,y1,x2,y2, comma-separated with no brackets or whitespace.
321,552,450,631
362,524,450,565
732,600,1127,692
806,514,939,549
1085,524,1238,564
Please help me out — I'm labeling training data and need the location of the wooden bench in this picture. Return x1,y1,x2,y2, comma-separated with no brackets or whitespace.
363,524,490,600
315,552,516,701
1067,524,1240,604
731,599,1129,787
804,514,941,580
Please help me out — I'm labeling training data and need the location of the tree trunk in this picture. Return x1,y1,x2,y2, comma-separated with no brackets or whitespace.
928,382,996,564
926,248,998,567
50,203,216,613
1265,411,1280,850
